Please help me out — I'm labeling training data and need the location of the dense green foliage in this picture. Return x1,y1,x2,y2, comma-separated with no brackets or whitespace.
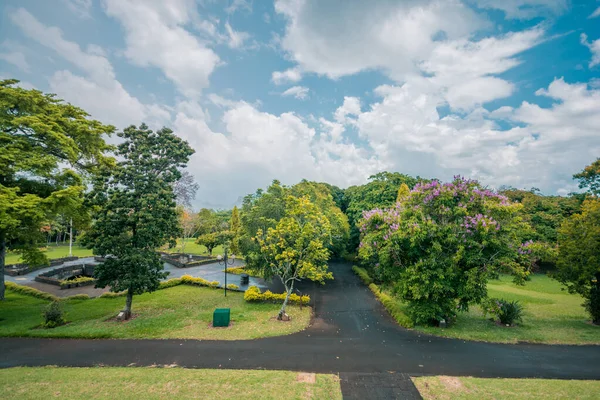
229,206,241,254
85,124,194,319
42,301,66,328
574,157,600,195
344,172,422,251
254,195,333,318
481,298,524,325
359,176,530,325
556,199,600,324
0,79,113,299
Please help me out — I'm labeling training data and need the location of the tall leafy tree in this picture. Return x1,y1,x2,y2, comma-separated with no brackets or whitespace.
229,206,241,254
239,180,288,268
555,199,600,324
85,124,193,319
574,158,600,196
177,207,200,253
255,196,332,319
345,172,423,251
0,79,113,300
291,180,349,257
359,177,530,324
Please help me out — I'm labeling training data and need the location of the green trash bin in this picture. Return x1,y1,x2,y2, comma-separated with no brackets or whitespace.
213,308,230,327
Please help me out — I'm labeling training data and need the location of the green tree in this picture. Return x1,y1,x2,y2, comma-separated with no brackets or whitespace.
291,180,350,257
345,172,423,251
239,180,288,268
396,183,410,203
555,199,600,324
196,232,219,255
359,177,530,325
196,208,219,236
85,124,193,319
0,79,113,300
229,206,241,255
574,158,600,195
255,196,332,319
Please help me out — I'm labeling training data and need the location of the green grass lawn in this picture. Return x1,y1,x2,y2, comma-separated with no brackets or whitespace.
5,239,235,265
5,244,94,265
0,285,311,340
395,274,600,344
0,367,342,400
412,376,600,400
161,238,234,257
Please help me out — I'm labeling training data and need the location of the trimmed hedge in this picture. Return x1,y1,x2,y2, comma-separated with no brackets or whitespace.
5,282,59,302
352,265,373,285
352,266,414,329
59,276,95,288
157,275,243,292
64,294,91,301
99,291,127,299
225,266,261,278
227,283,239,290
243,285,310,305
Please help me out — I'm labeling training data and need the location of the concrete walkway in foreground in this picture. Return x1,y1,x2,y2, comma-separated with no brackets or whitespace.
6,257,268,297
1,262,599,383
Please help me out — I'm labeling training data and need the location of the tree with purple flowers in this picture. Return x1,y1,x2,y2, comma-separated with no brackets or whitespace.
358,176,532,325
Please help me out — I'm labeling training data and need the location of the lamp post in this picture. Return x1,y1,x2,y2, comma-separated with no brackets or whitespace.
217,247,235,297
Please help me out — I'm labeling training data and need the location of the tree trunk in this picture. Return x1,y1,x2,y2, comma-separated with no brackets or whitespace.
278,280,294,320
591,272,600,325
0,230,6,301
123,288,134,320
181,236,187,254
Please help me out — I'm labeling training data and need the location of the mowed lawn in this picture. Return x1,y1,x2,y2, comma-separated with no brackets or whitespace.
408,274,600,344
0,285,311,340
413,376,600,400
4,244,94,265
0,367,342,400
5,239,222,265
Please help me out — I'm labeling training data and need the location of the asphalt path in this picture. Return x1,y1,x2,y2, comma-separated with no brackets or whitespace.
1,261,599,380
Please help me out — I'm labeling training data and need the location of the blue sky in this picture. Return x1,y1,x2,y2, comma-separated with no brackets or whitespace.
1,0,599,209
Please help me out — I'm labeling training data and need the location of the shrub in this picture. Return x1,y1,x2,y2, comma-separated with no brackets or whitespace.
59,276,95,288
352,265,373,285
482,298,524,326
5,282,59,302
43,301,66,328
227,284,239,290
65,294,90,301
209,280,220,287
243,286,310,305
99,291,127,298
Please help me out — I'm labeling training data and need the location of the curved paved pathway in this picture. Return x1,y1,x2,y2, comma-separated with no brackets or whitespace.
1,262,599,381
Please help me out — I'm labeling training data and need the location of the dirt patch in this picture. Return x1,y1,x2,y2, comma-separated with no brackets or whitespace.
438,376,464,391
269,316,292,323
106,314,139,323
296,372,316,383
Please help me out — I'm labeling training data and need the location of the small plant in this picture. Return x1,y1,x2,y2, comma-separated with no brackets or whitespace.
482,298,524,326
227,284,239,290
43,301,66,328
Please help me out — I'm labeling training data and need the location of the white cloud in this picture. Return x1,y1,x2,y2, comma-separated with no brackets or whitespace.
102,0,221,98
590,7,600,19
281,85,309,100
272,67,302,85
471,0,567,19
581,33,600,68
62,0,93,18
275,0,485,80
225,0,252,14
347,77,600,195
0,51,30,73
10,8,115,85
225,22,250,49
10,7,169,130
334,97,361,124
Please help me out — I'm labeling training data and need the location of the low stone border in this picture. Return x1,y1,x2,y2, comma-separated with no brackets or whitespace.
35,264,96,289
4,256,81,276
160,253,217,268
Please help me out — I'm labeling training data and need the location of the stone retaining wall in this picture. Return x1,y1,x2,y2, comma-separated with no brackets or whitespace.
4,256,81,276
